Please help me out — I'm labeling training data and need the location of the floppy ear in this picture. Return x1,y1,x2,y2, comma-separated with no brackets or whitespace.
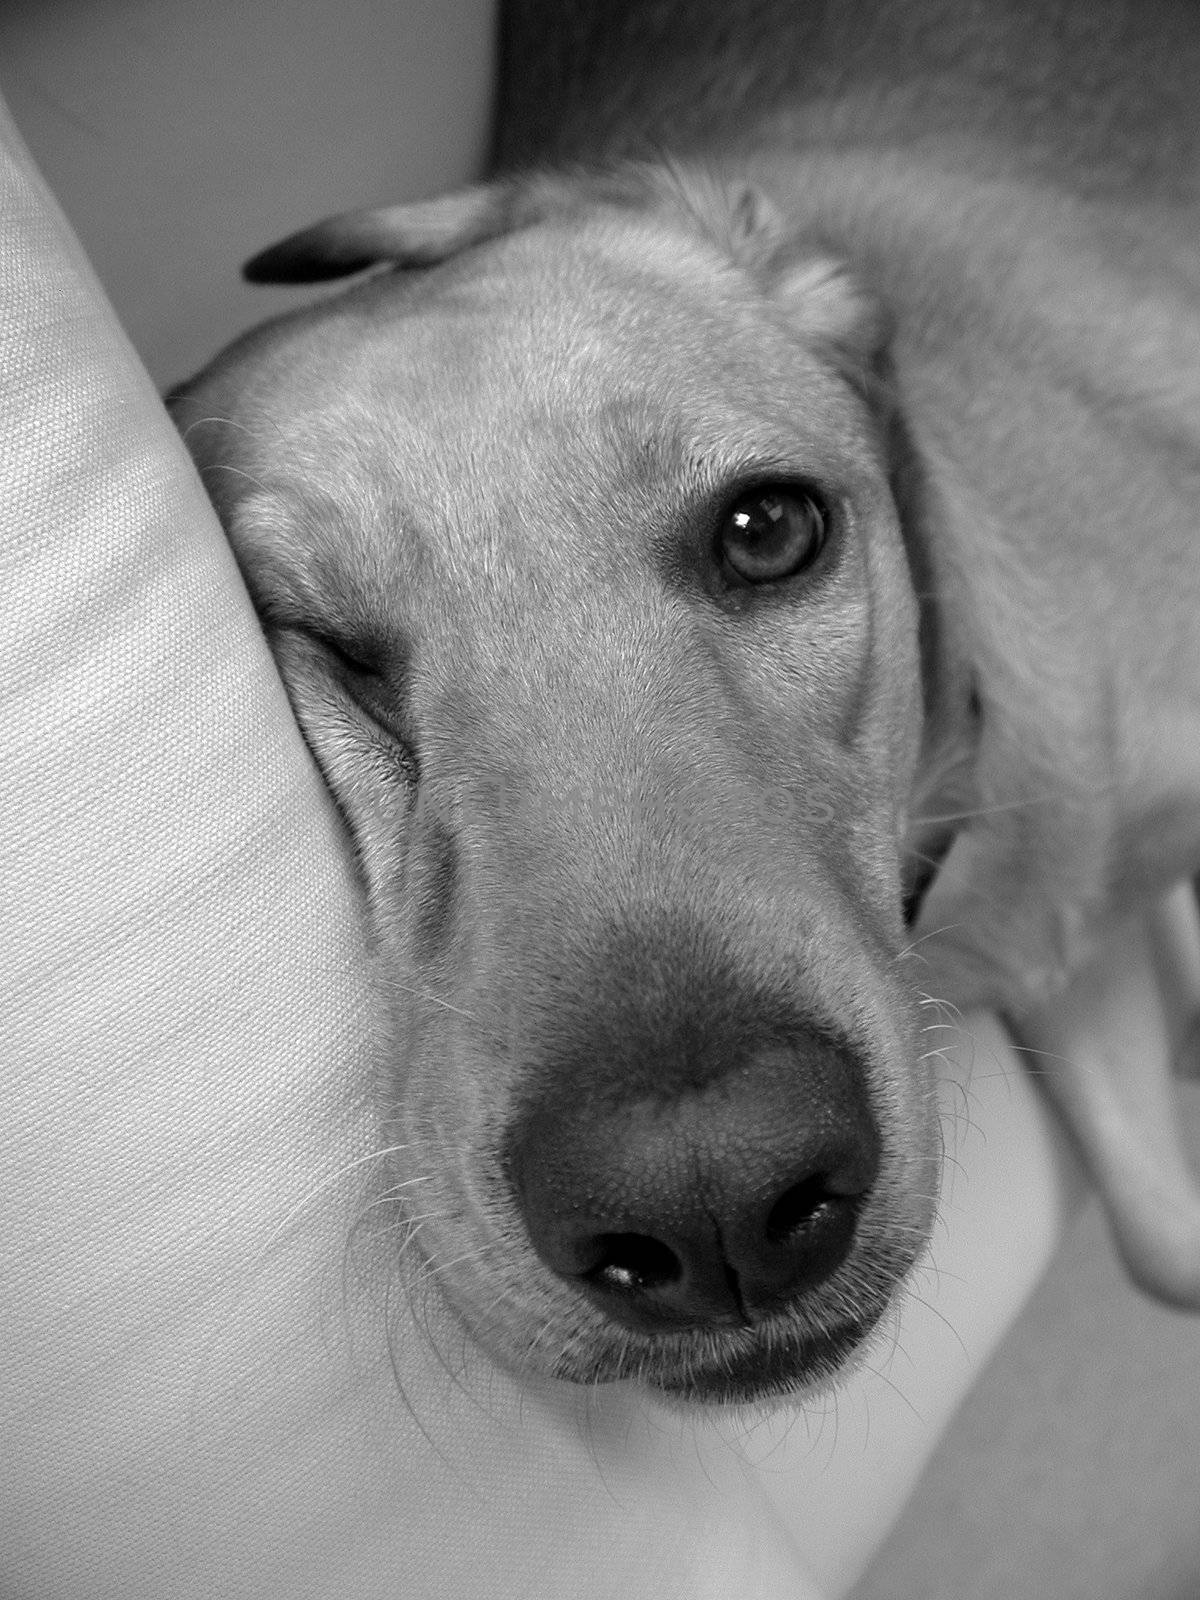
653,167,891,374
772,256,892,377
242,180,525,284
646,167,789,270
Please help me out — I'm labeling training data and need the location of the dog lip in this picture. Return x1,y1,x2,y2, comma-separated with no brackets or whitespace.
651,1315,881,1404
560,1307,886,1405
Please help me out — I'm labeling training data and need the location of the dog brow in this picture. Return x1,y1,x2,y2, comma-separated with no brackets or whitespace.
231,485,420,648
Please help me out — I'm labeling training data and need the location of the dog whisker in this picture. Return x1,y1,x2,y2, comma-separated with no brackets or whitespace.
907,795,1060,825
383,978,478,1021
257,1143,431,1257
172,410,251,446
914,988,966,1020
386,1229,511,1414
894,921,965,961
380,1268,486,1482
896,1277,970,1364
195,458,275,496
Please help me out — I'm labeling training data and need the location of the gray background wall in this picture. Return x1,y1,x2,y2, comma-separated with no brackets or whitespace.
0,0,496,386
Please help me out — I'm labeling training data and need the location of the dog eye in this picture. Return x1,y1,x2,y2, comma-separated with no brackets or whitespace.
317,632,384,677
305,630,418,757
719,487,828,584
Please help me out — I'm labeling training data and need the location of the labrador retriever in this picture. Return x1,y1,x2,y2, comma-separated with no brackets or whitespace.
169,0,1200,1404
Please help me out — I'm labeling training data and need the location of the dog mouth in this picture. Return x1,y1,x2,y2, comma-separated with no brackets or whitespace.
901,825,957,926
551,1304,889,1406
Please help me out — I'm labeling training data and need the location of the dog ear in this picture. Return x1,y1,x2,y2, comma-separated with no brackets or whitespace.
242,181,523,284
773,257,892,378
643,166,788,272
653,167,891,374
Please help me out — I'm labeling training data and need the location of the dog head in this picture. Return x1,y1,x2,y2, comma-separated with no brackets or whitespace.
170,166,948,1403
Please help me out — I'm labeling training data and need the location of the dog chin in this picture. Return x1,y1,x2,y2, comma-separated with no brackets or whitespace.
548,1307,888,1408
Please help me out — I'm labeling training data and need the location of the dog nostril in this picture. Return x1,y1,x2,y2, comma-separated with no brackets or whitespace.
584,1233,682,1295
764,1174,836,1245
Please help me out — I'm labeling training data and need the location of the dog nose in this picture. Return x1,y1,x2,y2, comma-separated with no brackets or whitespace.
505,1041,880,1332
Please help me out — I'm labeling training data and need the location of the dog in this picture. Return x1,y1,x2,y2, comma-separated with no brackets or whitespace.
169,0,1200,1405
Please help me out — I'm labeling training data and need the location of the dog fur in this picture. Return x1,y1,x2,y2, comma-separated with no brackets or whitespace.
170,0,1200,1404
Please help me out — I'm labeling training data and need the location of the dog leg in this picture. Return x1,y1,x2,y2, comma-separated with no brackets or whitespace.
1147,883,1200,1083
1017,882,1200,1308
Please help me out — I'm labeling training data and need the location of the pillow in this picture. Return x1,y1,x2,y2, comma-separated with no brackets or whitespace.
0,91,1111,1600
